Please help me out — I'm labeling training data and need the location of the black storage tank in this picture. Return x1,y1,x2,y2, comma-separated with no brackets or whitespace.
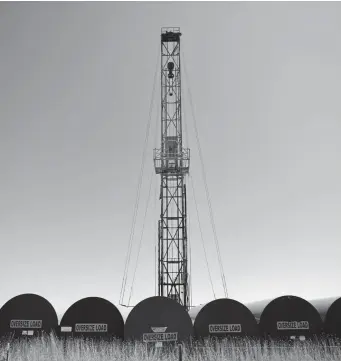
259,295,322,340
192,298,259,340
60,297,124,340
0,293,58,338
324,297,341,338
124,296,193,344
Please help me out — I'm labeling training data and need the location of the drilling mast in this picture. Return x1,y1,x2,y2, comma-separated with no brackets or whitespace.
154,27,190,310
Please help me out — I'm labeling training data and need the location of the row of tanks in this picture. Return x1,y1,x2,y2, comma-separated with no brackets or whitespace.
0,293,340,343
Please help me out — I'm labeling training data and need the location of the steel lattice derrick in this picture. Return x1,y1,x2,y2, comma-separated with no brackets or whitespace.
154,28,190,310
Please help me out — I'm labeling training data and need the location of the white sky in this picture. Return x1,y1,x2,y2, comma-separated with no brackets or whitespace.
0,2,340,319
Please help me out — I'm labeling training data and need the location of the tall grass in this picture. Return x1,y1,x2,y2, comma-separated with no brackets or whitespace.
1,335,341,361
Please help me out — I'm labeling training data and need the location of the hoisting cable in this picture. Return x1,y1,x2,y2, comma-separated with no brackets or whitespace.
181,51,217,300
187,206,192,307
153,93,160,297
182,73,193,306
189,173,216,300
127,168,155,306
154,177,158,296
182,48,228,298
126,82,161,306
187,187,193,308
119,48,160,305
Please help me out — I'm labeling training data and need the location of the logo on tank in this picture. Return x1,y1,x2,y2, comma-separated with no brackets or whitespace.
10,320,42,329
209,324,242,333
142,326,178,342
74,323,108,332
276,321,309,330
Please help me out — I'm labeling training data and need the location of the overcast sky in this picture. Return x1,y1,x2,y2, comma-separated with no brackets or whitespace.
1,1,341,319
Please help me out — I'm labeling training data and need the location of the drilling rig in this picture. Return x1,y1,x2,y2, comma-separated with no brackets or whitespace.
154,27,191,310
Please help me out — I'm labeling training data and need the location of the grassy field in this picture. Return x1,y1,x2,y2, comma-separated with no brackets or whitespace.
1,335,341,361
